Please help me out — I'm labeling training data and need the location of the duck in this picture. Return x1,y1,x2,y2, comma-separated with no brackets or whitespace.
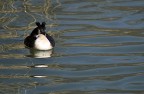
24,22,55,50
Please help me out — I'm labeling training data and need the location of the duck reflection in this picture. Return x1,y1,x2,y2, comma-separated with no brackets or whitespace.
29,49,53,58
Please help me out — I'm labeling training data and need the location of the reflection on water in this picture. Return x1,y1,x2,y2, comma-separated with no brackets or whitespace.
0,0,144,94
27,49,53,58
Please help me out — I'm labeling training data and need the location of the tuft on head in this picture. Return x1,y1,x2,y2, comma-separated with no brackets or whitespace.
36,22,46,31
41,22,46,30
30,22,47,36
36,22,41,27
41,22,46,27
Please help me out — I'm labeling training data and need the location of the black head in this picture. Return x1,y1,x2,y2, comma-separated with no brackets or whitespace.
30,22,46,36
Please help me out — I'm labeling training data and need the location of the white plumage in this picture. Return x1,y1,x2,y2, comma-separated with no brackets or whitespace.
34,34,53,50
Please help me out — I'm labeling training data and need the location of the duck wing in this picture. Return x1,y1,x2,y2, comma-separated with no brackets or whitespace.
24,36,36,48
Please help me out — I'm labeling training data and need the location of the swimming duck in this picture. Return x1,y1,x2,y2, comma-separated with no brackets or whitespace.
24,22,55,50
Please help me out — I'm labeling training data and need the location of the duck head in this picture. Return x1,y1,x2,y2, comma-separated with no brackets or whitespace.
30,22,46,36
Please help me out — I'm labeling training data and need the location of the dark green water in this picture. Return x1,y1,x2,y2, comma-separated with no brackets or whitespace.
0,0,144,94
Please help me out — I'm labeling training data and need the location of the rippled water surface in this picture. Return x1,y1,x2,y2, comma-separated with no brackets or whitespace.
0,0,144,94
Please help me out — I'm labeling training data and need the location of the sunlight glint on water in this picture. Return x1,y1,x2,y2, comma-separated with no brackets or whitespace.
0,0,144,94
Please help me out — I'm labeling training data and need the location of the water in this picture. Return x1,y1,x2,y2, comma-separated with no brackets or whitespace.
0,0,144,94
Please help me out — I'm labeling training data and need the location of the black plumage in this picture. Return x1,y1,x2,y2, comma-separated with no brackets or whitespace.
24,22,55,49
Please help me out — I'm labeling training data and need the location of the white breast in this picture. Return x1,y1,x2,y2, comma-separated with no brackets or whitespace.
34,34,53,50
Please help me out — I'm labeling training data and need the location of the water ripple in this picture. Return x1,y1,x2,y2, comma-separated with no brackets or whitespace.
0,0,144,94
